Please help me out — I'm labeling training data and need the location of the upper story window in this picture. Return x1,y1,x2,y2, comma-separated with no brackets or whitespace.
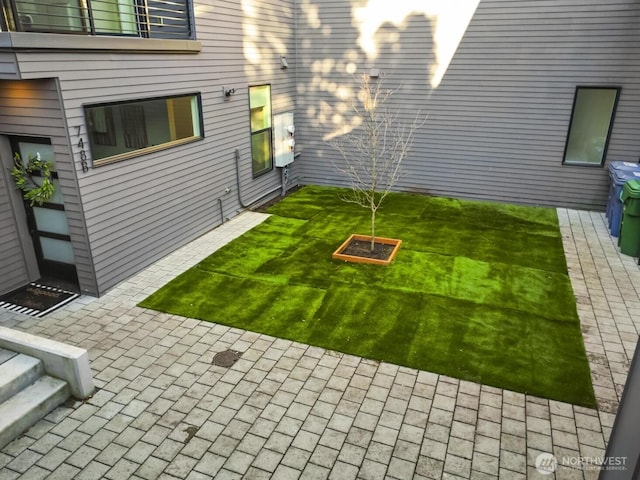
1,0,192,39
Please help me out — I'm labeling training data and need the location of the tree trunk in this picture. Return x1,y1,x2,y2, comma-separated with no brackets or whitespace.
370,208,376,251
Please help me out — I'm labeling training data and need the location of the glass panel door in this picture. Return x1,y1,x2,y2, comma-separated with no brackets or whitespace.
12,137,78,286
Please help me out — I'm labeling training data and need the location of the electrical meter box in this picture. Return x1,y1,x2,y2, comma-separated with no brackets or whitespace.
274,112,295,167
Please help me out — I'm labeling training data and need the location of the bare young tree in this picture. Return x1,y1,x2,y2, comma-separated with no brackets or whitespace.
329,74,424,251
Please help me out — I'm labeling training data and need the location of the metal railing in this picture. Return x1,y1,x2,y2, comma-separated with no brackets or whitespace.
1,0,192,39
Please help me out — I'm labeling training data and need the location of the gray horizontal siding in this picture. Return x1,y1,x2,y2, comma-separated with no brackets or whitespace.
0,52,19,80
0,79,97,295
14,0,296,294
293,0,640,209
0,166,29,295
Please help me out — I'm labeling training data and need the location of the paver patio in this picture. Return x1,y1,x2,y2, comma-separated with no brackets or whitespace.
0,207,638,479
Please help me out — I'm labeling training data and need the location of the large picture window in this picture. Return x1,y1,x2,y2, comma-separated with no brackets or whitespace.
249,85,273,177
85,93,203,166
563,86,620,166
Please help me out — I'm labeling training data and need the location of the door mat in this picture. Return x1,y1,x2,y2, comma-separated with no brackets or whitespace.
0,283,79,317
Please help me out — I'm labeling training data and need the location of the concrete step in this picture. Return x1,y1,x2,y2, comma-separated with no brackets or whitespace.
0,375,69,450
0,348,17,365
0,354,43,404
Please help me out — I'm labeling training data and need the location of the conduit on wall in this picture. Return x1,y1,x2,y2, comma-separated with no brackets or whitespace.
235,148,283,209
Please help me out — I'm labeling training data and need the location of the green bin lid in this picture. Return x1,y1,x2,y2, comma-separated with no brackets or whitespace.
622,179,640,201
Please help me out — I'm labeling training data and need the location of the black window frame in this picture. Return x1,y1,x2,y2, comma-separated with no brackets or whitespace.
84,92,204,167
0,0,194,40
562,86,621,168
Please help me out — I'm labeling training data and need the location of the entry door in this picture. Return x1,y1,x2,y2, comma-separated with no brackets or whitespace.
12,137,78,285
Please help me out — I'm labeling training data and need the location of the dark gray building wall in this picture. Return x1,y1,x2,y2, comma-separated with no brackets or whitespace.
292,0,640,209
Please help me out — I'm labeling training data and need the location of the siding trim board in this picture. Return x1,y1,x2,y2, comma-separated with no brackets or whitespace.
53,78,99,296
0,33,201,54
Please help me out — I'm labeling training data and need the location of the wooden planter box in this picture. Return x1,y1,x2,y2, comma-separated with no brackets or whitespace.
332,234,402,266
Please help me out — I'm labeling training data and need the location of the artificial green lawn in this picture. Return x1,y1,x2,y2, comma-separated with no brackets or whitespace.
140,186,596,407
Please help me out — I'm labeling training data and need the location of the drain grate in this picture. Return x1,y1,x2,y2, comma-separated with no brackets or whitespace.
212,349,242,367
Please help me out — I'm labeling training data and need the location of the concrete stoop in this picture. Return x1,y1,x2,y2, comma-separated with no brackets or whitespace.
0,325,95,451
0,351,70,449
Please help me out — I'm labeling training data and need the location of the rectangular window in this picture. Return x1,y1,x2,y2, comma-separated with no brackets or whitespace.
249,85,273,177
85,93,203,166
5,0,192,39
13,0,87,33
563,86,620,166
91,0,137,35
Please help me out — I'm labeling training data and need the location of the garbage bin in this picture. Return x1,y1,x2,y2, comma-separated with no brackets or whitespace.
608,165,640,237
619,180,640,256
606,161,638,222
606,161,639,222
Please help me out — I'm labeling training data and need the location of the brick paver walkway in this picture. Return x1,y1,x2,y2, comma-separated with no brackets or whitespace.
0,208,638,479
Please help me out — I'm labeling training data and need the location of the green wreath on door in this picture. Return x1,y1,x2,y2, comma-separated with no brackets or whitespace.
10,152,55,206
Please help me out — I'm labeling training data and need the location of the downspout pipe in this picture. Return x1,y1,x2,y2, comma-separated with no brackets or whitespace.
218,197,224,224
235,148,282,209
